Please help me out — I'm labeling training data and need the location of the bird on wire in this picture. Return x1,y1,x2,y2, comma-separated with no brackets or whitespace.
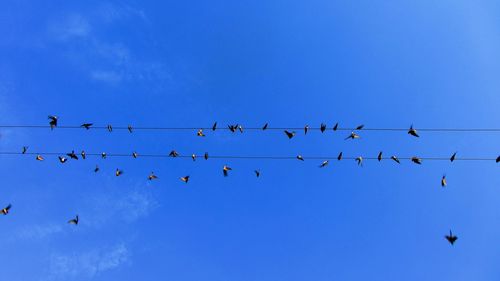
390,156,400,164
128,125,133,133
58,156,67,163
228,125,237,132
68,215,79,225
496,156,500,163
255,170,260,177
238,125,244,133
304,125,309,135
320,123,326,133
212,122,217,131
48,115,58,129
356,124,364,130
296,155,304,161
1,204,12,215
345,132,360,140
81,151,86,160
101,152,107,159
223,165,232,177
333,123,339,131
132,152,138,159
191,154,196,161
408,125,420,138
337,152,343,161
450,152,457,162
355,156,363,166
67,150,78,160
107,124,113,132
284,130,296,139
81,123,93,130
22,146,28,154
445,230,458,245
204,152,209,160
169,150,179,157
411,157,422,165
262,123,268,130
378,151,383,162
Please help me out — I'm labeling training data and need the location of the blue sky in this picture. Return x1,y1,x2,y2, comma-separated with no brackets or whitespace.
1,0,500,280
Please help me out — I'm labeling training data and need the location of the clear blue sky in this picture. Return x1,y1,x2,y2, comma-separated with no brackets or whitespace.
1,1,500,280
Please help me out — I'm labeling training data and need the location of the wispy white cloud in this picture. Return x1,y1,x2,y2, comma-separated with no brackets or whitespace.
48,14,91,41
18,223,64,240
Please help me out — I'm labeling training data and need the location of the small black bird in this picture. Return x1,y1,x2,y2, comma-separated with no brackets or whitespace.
128,125,133,133
333,123,339,131
212,122,217,131
320,123,326,133
101,152,107,159
204,152,209,160
1,204,12,215
48,115,58,129
191,154,196,161
319,160,329,168
67,150,78,160
148,172,158,181
450,152,457,162
238,125,244,133
115,169,123,177
284,130,296,139
390,156,400,164
180,176,190,183
81,123,93,130
107,124,113,132
408,125,419,138
255,170,260,177
337,152,343,161
441,175,447,187
94,165,100,173
68,215,79,225
345,132,360,140
262,123,268,130
296,155,304,161
304,125,309,135
377,151,383,162
81,151,86,160
445,230,458,245
169,150,179,157
496,156,500,163
356,125,364,130
223,165,232,177
22,146,28,154
355,156,363,166
228,125,237,132
132,152,138,158
411,156,422,165
58,156,67,163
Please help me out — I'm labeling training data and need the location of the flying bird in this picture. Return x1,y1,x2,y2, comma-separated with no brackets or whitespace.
262,123,268,130
408,125,419,138
212,122,217,131
390,156,400,164
1,204,11,215
445,230,458,245
255,170,260,177
68,215,79,225
441,175,447,187
450,152,457,162
107,124,113,132
58,156,67,163
320,123,326,133
128,125,133,133
180,176,190,183
115,169,123,177
101,152,107,159
48,115,58,129
67,151,78,160
223,165,232,177
81,123,93,130
204,152,209,160
356,125,364,130
319,160,329,168
81,151,86,160
284,130,296,139
304,125,309,135
411,157,422,165
22,146,28,154
197,129,205,137
36,155,44,161
337,152,343,161
355,156,363,166
94,165,99,173
148,172,158,181
333,123,339,131
296,155,304,161
377,151,383,162
345,132,360,140
169,150,179,157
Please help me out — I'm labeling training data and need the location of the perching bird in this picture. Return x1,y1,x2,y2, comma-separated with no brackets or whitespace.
101,152,107,159
22,146,28,154
81,151,86,160
169,150,179,157
148,172,158,181
333,123,339,131
320,123,326,133
204,152,209,160
411,157,422,165
128,125,133,133
94,165,100,173
355,156,363,166
212,122,217,131
132,152,138,159
58,156,67,163
408,125,419,138
319,160,329,168
180,176,190,183
356,125,364,130
1,204,12,215
337,152,343,161
68,215,79,225
496,156,500,163
191,154,196,161
36,155,44,161
255,170,260,177
445,230,458,245
48,115,58,129
262,123,268,130
377,151,383,162
228,125,237,132
441,175,447,187
296,155,304,161
284,130,296,139
197,129,205,137
115,169,123,177
107,124,113,132
238,125,244,133
81,123,93,130
345,132,360,140
304,125,309,135
450,152,457,162
223,165,232,177
67,150,78,160
390,156,400,164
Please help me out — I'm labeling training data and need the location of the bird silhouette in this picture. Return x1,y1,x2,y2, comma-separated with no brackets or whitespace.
115,169,123,177
262,123,268,130
408,125,419,138
411,157,422,165
180,176,190,183
22,146,28,154
107,124,113,132
81,151,86,160
191,154,196,161
212,122,217,131
58,156,67,163
169,150,179,157
355,156,363,166
81,123,93,130
441,175,447,187
204,152,209,160
345,132,360,140
496,156,500,163
228,125,237,132
378,151,383,162
238,125,244,133
101,152,107,159
390,156,400,164
284,130,296,139
36,155,44,161
148,172,158,180
255,170,260,177
132,152,138,159
128,125,133,133
48,115,58,129
445,230,458,245
197,129,205,137
337,152,343,161
67,151,78,160
296,155,304,161
319,160,329,168
223,165,232,177
333,123,339,131
68,215,79,225
304,125,309,135
320,123,326,133
450,152,457,162
356,125,364,130
1,204,12,215
94,165,99,173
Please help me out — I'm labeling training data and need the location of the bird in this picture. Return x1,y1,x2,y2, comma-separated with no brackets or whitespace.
191,154,196,161
36,155,44,161
197,129,205,137
212,122,217,131
390,156,400,164
296,155,304,161
1,204,12,215
81,123,93,130
445,230,458,245
319,160,329,168
411,157,422,165
22,146,28,154
450,152,457,162
132,152,138,158
345,132,360,140
94,165,99,173
107,124,113,132
284,130,296,139
67,151,78,160
408,125,419,138
333,123,339,131
223,165,232,177
204,152,209,160
169,150,179,157
48,115,58,129
377,151,383,162
337,152,343,161
496,156,500,163
255,170,260,177
262,123,268,130
115,169,123,176
304,125,309,135
58,156,67,163
68,215,79,225
148,172,158,181
356,125,364,130
81,151,86,160
238,125,244,133
320,123,326,133
180,176,190,183
228,125,237,132
355,156,363,166
441,175,447,187
127,125,133,133
101,152,107,159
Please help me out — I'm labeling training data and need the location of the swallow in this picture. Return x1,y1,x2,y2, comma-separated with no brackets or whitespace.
320,123,326,133
169,150,179,157
197,129,205,137
377,151,383,162
81,151,86,160
337,152,343,161
319,160,329,168
81,123,93,130
67,150,78,160
128,125,133,133
496,156,499,163
390,156,400,164
1,204,12,215
441,175,447,187
94,165,99,172
68,215,79,225
356,125,364,130
191,154,196,161
180,176,190,183
36,155,44,161
408,125,419,138
22,146,28,154
355,156,363,166
284,130,296,139
262,123,268,130
204,152,209,160
345,132,360,140
212,122,217,131
450,152,457,162
445,230,458,245
304,125,309,135
101,152,107,159
255,170,260,177
333,123,339,131
228,125,237,132
107,124,113,132
411,157,422,165
223,165,232,177
48,115,58,129
58,156,67,163
115,169,123,176
238,125,243,133
296,155,304,161
148,172,158,180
